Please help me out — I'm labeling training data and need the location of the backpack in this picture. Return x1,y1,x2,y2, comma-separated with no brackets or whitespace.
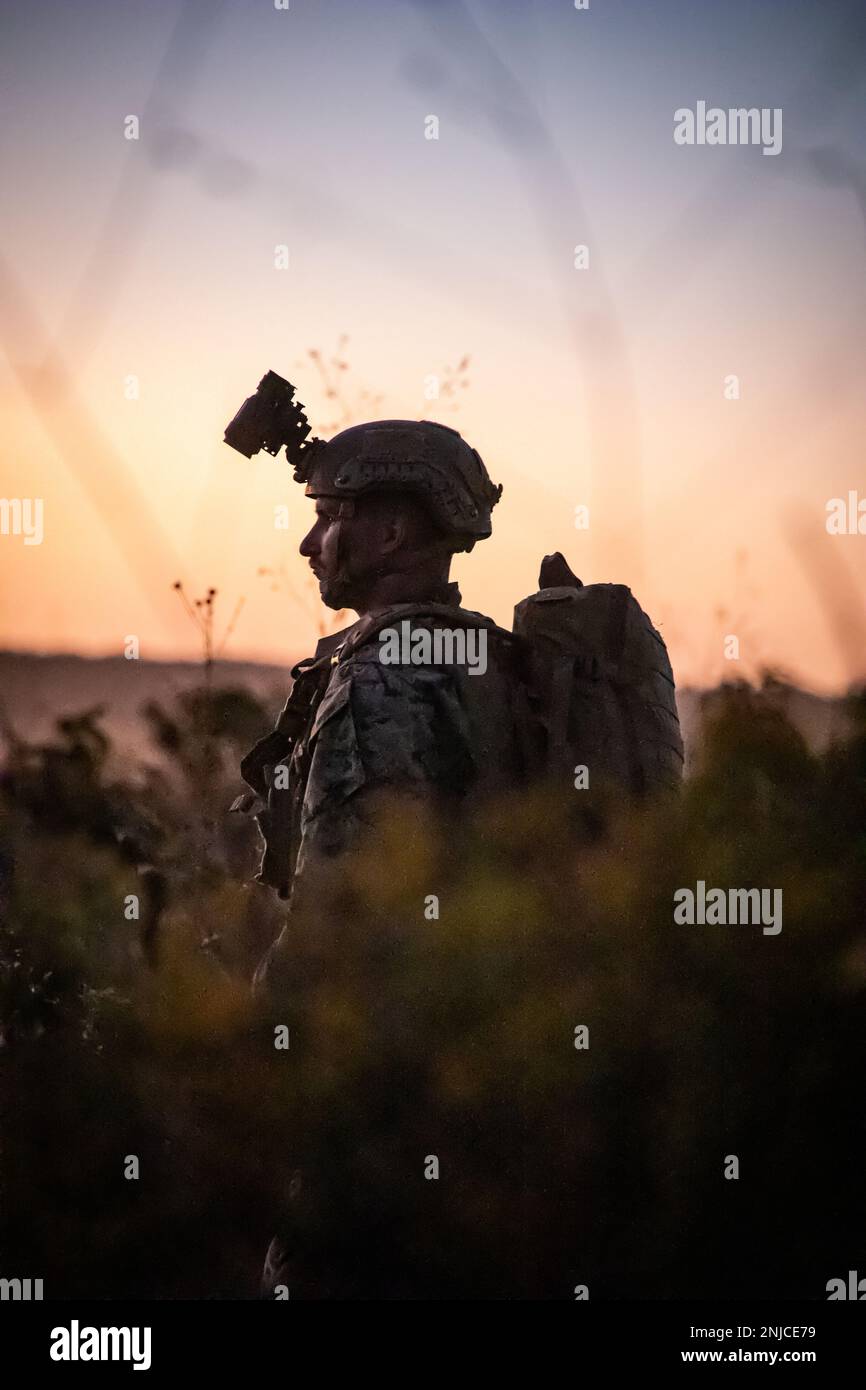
331,552,683,798
512,553,684,794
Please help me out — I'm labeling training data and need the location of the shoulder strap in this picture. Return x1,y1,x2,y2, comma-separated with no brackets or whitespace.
238,652,333,796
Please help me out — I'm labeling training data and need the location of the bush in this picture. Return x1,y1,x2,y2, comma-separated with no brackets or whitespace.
1,683,864,1299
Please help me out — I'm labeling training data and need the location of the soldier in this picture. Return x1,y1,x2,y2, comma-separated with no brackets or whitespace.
235,419,525,966
230,395,683,1296
232,418,527,1295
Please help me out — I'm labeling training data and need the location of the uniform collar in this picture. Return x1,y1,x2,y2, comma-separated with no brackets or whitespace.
313,620,360,661
311,583,461,661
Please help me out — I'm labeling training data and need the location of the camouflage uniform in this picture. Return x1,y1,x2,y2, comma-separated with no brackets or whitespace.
234,583,526,993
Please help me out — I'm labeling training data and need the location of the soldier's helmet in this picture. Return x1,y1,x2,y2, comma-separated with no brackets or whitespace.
293,420,502,551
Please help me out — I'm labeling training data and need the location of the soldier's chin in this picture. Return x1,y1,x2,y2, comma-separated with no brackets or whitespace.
319,575,354,610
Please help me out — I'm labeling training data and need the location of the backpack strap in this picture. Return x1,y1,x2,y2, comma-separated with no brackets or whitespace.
603,583,631,680
237,651,334,798
547,654,574,778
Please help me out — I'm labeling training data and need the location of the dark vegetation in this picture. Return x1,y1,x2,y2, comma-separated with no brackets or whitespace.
1,675,864,1299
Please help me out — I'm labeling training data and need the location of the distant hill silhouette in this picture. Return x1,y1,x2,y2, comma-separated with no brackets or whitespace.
0,652,288,768
0,650,855,772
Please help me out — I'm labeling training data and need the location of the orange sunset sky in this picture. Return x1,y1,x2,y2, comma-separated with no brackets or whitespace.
2,0,865,693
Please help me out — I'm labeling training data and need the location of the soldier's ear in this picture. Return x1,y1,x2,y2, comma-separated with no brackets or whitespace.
376,512,406,555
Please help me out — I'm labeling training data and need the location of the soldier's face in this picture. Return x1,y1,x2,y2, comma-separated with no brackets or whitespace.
299,499,348,608
300,492,437,612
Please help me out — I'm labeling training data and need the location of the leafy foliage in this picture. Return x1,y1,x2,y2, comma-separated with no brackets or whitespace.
1,681,864,1298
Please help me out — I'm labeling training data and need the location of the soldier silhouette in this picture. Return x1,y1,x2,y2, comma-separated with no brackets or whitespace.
230,415,530,1295
233,417,525,977
227,378,682,1296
